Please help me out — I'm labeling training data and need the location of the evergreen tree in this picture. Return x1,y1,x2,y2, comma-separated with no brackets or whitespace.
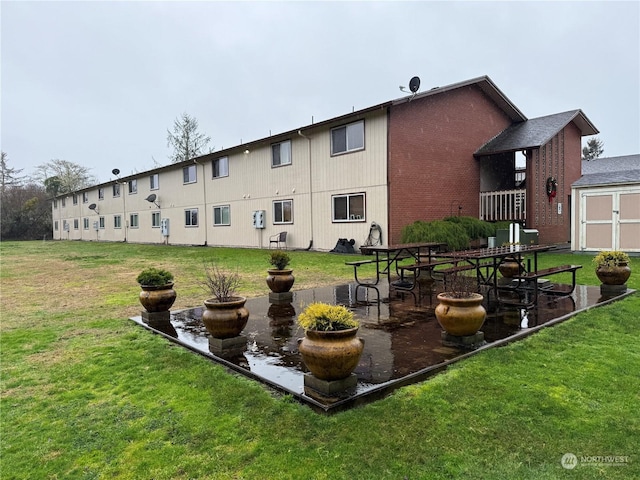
166,113,212,163
582,137,604,160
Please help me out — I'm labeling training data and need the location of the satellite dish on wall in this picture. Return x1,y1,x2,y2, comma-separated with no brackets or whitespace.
409,76,421,93
145,194,157,203
88,203,97,210
112,168,120,176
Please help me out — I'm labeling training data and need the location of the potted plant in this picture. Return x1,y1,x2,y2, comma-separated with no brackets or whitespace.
435,270,486,337
137,267,176,312
200,261,249,339
266,250,295,294
297,302,364,381
593,250,631,286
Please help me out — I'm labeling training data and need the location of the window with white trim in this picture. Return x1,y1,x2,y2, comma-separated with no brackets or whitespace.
99,217,105,229
73,219,79,230
151,212,161,228
82,192,89,203
62,197,66,207
98,188,104,200
130,213,139,228
212,157,228,178
83,218,89,230
331,120,364,155
128,179,137,194
72,194,78,205
53,199,58,209
271,140,291,167
332,193,365,222
114,215,122,229
113,183,120,197
183,165,197,184
150,174,159,190
54,220,59,231
185,208,198,227
213,205,230,226
273,199,293,224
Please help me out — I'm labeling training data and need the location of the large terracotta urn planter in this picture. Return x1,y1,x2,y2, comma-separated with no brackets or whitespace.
202,296,249,339
139,283,177,312
266,269,295,293
595,263,631,286
298,327,364,381
435,293,487,337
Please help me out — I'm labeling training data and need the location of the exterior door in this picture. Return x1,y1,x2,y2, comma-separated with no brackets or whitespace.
580,188,640,252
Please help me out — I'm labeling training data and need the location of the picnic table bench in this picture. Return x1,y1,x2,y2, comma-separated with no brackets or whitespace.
500,264,582,306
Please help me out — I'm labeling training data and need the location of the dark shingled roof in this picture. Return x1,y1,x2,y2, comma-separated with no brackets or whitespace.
474,110,599,156
573,154,640,187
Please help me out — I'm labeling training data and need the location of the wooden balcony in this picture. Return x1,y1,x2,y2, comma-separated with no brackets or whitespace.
480,189,526,222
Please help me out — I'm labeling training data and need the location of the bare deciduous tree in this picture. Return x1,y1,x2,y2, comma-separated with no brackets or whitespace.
31,159,96,194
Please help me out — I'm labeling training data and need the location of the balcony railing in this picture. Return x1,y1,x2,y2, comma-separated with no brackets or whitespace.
480,189,526,222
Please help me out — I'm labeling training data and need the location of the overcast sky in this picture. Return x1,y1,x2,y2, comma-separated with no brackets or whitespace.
2,0,639,185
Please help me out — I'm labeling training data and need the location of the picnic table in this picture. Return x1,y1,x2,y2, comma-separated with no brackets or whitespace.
437,244,581,306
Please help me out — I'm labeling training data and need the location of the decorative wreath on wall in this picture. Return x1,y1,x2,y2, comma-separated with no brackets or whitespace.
546,176,558,203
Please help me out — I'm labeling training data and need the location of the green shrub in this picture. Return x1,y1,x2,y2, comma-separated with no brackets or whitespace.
136,267,174,286
269,250,291,270
400,220,470,251
443,216,496,239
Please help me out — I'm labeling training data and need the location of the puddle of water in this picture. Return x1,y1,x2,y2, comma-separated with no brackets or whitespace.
130,282,632,412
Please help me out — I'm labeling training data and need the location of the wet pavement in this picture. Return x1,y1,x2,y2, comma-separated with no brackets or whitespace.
130,281,633,413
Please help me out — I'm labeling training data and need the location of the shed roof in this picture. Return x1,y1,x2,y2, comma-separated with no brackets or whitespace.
474,110,599,156
573,154,640,187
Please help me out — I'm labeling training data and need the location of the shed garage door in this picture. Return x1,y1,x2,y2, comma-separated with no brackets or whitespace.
580,188,640,252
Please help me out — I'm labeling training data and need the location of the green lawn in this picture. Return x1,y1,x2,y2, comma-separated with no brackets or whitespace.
1,241,638,479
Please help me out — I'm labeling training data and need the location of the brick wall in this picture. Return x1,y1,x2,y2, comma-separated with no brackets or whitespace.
387,85,513,244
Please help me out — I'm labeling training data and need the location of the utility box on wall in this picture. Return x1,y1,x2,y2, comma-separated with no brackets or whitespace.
252,210,265,229
161,218,170,236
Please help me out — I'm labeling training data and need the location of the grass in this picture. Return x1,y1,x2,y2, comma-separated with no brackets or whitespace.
1,240,639,479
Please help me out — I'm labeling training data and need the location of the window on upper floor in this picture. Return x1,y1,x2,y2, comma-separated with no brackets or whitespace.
213,205,230,226
113,183,120,197
185,208,198,227
128,179,137,194
82,192,89,203
273,200,293,224
271,140,291,167
53,199,58,209
150,174,159,190
72,194,78,205
62,197,66,207
183,165,197,184
332,193,365,222
331,120,364,156
98,188,104,200
212,157,228,178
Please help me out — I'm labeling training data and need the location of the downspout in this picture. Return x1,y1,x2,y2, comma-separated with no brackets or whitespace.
298,130,313,250
194,158,208,246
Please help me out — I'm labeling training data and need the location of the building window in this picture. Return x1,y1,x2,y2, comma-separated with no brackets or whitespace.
114,215,122,229
82,192,89,203
53,199,57,209
332,193,365,222
99,217,105,229
213,205,230,226
61,197,66,207
98,188,104,200
113,183,120,197
183,165,197,184
151,212,161,228
212,157,228,178
130,213,139,228
273,200,293,224
63,220,69,231
331,120,364,155
72,194,78,205
271,140,291,167
83,218,89,229
185,208,198,227
128,179,137,194
73,219,79,230
150,173,159,190
54,220,59,231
